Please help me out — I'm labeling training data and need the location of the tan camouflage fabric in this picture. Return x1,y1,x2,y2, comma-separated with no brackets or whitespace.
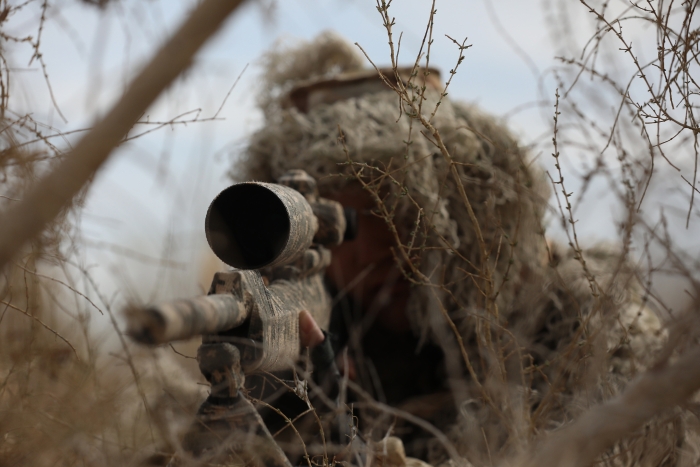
374,437,434,467
126,293,248,345
234,32,685,466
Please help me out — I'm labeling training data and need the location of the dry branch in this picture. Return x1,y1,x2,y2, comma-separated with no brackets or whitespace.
0,299,80,360
517,344,700,467
0,0,247,270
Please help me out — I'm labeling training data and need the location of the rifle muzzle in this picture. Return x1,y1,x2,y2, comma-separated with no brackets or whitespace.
205,182,318,269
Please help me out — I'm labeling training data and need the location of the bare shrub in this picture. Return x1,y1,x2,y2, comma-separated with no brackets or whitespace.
2,1,700,466
0,2,234,465
344,1,700,466
244,1,700,466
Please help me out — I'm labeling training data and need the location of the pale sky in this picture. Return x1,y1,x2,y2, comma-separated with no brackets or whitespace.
4,0,695,312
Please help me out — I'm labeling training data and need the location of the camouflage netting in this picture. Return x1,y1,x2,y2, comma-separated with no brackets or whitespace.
239,32,550,337
234,32,681,466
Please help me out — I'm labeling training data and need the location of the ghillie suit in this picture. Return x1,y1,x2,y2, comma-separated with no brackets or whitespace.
235,32,680,466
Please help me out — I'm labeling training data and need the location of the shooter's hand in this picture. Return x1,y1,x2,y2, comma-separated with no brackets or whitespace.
299,309,325,348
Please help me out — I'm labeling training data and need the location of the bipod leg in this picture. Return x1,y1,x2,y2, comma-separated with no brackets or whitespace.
174,342,292,467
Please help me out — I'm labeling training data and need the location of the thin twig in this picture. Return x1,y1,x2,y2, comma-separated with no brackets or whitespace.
0,0,248,271
0,299,80,361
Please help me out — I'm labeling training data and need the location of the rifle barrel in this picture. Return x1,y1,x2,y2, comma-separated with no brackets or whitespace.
126,294,248,345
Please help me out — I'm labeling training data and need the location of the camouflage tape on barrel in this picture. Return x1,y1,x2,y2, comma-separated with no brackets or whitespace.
205,181,318,269
126,293,247,345
259,182,318,268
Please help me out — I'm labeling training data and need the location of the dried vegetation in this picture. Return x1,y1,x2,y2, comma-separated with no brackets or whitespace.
1,1,700,467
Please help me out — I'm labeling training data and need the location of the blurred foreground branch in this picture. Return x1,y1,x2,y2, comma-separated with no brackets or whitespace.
0,0,246,270
518,342,700,467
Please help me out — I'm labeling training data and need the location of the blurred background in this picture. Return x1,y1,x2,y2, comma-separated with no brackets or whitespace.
2,0,697,353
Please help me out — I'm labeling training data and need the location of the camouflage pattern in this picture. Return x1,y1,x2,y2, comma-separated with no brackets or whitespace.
278,169,347,247
128,170,343,365
309,198,347,246
126,293,247,345
264,272,331,365
262,246,333,327
278,168,319,197
373,437,433,467
170,343,290,467
199,250,333,372
201,269,271,371
254,182,318,269
177,395,292,467
284,67,441,114
172,341,292,467
197,343,245,399
206,181,318,270
230,33,686,466
130,170,348,464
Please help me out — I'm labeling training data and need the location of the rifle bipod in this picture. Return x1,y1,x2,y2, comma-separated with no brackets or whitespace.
169,342,292,467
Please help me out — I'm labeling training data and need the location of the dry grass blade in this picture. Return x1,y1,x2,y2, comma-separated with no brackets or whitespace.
0,299,80,360
517,344,700,467
0,0,247,271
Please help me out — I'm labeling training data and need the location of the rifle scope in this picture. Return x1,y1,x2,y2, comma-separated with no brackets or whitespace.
205,182,317,270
